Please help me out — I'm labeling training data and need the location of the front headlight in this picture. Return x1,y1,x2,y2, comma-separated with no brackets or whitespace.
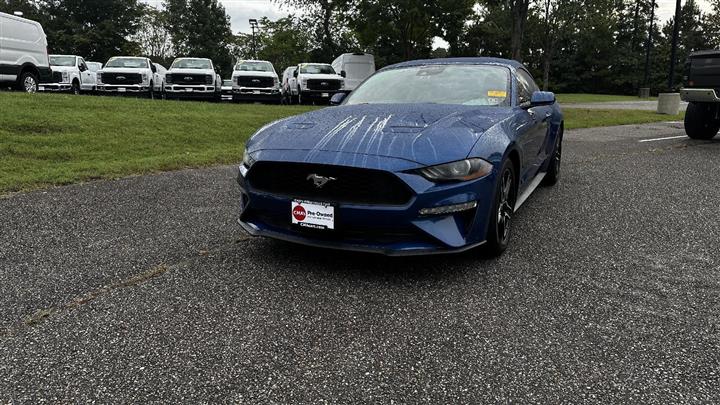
142,73,148,82
302,79,308,87
417,158,493,182
61,72,69,82
242,149,255,168
97,73,103,84
340,80,345,89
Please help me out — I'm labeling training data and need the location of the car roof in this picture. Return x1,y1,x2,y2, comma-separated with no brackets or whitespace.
689,50,720,58
383,57,525,71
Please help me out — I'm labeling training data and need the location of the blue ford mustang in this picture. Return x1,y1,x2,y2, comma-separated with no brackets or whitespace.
237,57,563,256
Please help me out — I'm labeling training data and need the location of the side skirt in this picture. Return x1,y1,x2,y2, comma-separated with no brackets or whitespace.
514,171,546,212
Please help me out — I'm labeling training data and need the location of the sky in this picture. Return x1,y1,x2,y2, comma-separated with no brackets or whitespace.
142,0,713,47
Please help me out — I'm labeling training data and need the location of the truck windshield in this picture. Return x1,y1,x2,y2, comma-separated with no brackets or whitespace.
49,56,76,67
299,64,336,75
105,58,149,69
172,59,212,70
86,63,102,72
235,61,273,72
344,64,511,106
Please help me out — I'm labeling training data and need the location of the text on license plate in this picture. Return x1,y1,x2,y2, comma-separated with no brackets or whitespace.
291,200,334,230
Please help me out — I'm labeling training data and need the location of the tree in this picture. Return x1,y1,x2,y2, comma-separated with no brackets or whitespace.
510,0,531,61
275,0,352,60
132,5,174,65
36,0,143,62
164,0,234,75
0,0,41,19
230,16,314,71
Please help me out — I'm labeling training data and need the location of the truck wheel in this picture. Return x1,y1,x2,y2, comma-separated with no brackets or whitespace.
148,82,155,100
71,81,80,95
685,102,720,140
17,71,39,93
297,87,304,105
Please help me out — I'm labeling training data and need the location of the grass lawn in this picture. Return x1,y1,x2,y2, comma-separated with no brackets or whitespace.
0,92,684,194
556,93,657,104
564,109,684,130
0,92,315,193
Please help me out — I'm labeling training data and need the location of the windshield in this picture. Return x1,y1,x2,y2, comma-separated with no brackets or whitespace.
235,61,273,72
49,56,75,67
171,59,212,70
299,64,336,75
86,62,102,72
105,58,149,69
344,64,511,106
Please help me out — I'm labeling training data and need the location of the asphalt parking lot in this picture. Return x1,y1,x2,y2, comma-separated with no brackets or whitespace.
1,122,719,403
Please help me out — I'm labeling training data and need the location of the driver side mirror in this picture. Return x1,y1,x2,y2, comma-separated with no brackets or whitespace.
293,70,298,78
340,70,347,78
151,64,157,73
529,91,556,107
79,64,87,72
330,92,348,106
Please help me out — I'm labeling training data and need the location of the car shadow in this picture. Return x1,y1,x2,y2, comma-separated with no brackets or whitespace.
245,238,500,284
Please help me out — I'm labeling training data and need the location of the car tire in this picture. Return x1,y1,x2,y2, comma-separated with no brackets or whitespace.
71,81,80,95
148,82,155,100
485,159,517,257
17,71,39,93
542,124,563,186
298,87,304,105
685,102,720,140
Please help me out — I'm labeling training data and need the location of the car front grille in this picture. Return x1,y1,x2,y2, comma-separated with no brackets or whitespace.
307,79,341,91
237,76,274,88
102,73,142,85
168,74,210,85
247,162,413,206
52,71,63,82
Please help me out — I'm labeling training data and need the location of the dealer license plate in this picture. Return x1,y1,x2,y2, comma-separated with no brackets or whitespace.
321,93,330,98
291,200,335,230
186,88,194,92
38,86,45,91
118,88,126,92
253,90,261,95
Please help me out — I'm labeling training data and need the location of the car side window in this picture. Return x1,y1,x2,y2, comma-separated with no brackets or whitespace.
516,69,538,105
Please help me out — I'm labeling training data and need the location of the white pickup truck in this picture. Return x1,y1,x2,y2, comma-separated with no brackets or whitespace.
97,56,164,98
231,60,281,103
293,63,345,105
40,55,97,94
164,57,221,100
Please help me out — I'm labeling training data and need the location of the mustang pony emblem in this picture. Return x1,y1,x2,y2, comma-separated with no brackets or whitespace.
307,174,336,188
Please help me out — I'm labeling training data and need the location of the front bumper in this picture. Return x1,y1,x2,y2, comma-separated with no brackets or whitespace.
300,89,342,102
98,84,151,93
680,88,720,103
38,83,72,92
236,163,497,256
233,87,281,102
165,85,217,98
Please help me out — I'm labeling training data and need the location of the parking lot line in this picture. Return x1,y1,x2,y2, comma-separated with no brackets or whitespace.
638,135,688,143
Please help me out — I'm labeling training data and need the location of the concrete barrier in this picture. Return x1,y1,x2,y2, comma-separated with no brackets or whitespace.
657,93,681,115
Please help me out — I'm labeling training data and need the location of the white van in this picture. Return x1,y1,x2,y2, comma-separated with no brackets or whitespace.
0,11,52,92
331,53,375,91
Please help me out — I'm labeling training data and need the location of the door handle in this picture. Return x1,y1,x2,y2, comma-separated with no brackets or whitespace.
543,112,552,122
528,110,536,120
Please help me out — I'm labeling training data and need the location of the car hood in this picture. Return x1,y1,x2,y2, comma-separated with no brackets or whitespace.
247,104,514,166
233,71,277,79
167,68,214,75
100,67,148,73
50,66,76,73
299,73,343,81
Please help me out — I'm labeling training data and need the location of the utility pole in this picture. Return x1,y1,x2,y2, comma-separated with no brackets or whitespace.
249,19,259,60
668,0,683,90
643,0,656,86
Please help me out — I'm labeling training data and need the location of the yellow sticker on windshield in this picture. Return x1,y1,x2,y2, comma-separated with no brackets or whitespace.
488,90,507,98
